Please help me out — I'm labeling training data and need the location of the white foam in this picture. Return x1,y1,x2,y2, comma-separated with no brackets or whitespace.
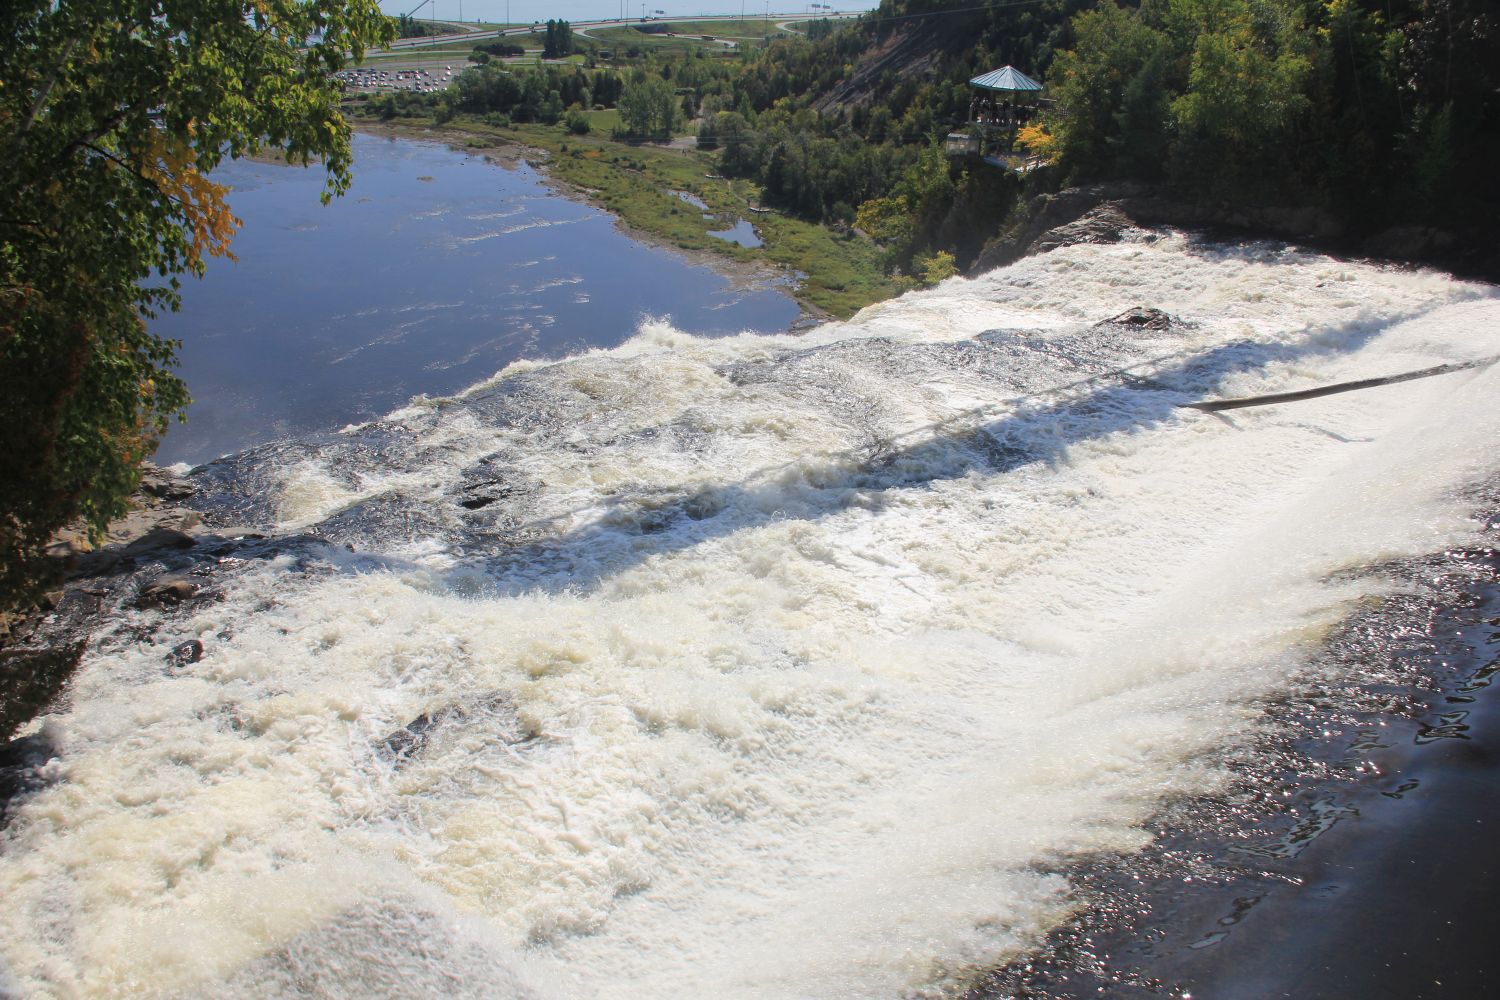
2,238,1496,998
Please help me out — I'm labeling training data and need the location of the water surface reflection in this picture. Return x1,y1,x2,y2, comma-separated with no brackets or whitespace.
152,133,799,466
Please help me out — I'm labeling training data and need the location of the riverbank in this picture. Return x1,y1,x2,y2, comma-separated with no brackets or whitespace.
0,466,203,743
974,504,1500,999
352,112,901,320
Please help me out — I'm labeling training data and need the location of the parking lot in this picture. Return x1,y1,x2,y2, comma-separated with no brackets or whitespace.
336,60,461,94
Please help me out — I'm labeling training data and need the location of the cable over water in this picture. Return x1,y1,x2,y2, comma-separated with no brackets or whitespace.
3,231,1499,999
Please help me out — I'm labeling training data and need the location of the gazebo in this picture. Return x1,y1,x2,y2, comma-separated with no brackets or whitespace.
968,65,1042,129
944,65,1044,168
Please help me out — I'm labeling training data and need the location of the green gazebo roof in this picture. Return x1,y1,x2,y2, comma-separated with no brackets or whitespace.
969,66,1042,93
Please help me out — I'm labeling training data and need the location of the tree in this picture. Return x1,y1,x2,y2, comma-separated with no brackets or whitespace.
618,77,678,140
696,115,719,149
916,250,957,286
1167,2,1314,196
543,19,574,60
714,111,756,173
1045,1,1176,178
0,1,393,608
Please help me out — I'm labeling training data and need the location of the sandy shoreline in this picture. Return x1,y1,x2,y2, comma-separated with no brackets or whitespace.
352,119,830,329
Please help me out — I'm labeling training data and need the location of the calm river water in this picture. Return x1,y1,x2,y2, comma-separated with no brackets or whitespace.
151,132,800,466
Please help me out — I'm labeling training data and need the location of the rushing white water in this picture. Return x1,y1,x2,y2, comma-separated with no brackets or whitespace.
4,232,1500,999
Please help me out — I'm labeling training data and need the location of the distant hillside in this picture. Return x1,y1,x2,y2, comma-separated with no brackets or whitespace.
809,1,1089,114
795,0,1499,280
811,8,986,112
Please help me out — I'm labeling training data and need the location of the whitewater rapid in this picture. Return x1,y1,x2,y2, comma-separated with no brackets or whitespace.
3,232,1499,998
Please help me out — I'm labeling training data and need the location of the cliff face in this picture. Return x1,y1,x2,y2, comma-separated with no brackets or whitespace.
811,11,990,114
974,182,1500,285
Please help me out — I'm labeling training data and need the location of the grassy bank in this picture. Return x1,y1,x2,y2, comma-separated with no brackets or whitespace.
354,110,901,319
584,23,793,54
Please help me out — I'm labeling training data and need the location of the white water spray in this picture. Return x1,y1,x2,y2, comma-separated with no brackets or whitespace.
3,233,1498,998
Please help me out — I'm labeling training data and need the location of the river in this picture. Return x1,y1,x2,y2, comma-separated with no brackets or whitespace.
3,140,1500,998
151,132,800,467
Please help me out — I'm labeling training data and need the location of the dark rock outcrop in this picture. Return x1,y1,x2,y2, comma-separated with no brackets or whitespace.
0,643,85,741
376,694,532,768
0,730,59,824
1028,203,1142,257
971,184,1146,274
123,526,197,555
139,465,195,502
136,574,199,609
1122,192,1342,243
1361,225,1457,260
1098,307,1176,331
3,462,211,738
971,181,1495,283
167,639,204,670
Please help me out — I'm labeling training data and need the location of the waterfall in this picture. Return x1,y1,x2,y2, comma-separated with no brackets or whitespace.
4,231,1497,998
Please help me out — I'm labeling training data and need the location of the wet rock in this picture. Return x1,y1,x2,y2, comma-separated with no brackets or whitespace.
123,526,197,555
1099,307,1176,331
0,642,85,740
0,731,59,823
457,475,520,513
376,694,528,767
167,639,204,669
137,574,198,608
139,465,195,502
312,498,448,550
1029,204,1139,256
377,712,443,764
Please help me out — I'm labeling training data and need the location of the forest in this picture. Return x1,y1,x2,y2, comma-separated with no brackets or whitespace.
365,1,1496,278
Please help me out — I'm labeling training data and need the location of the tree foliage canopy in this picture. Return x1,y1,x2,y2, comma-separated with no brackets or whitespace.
0,0,393,606
542,19,575,61
1045,0,1500,219
618,76,679,140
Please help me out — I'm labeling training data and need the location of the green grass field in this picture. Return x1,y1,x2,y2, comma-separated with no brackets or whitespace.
510,121,898,317
583,108,623,131
354,109,898,318
638,19,795,38
585,25,785,56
